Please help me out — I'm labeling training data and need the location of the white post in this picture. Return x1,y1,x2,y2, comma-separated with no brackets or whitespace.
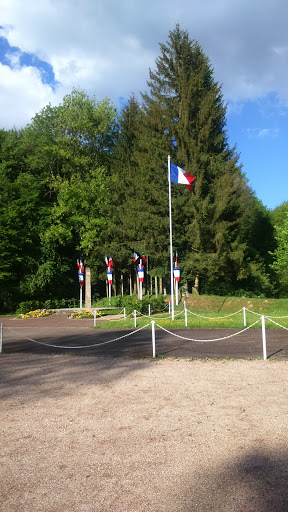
175,279,178,306
261,315,267,361
109,283,111,305
80,286,83,309
94,310,97,327
185,307,188,327
169,302,171,314
151,321,156,358
139,281,142,301
168,155,174,320
148,304,151,316
243,307,246,327
134,309,137,328
0,323,3,353
124,307,126,319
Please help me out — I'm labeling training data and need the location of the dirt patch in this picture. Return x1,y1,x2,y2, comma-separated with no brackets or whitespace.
1,353,288,511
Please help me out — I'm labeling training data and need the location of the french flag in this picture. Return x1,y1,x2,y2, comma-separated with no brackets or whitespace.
105,255,114,267
137,259,144,283
170,162,195,190
107,268,113,285
133,250,140,263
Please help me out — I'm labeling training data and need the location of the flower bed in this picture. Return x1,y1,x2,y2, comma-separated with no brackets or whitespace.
18,309,56,319
69,310,102,319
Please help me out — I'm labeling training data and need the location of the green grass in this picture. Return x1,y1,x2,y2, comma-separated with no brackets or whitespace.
94,295,288,330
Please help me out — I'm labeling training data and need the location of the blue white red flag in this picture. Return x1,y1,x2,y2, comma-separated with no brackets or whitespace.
137,259,145,283
77,259,84,287
170,162,195,190
173,253,180,282
105,255,114,267
107,268,113,284
133,250,140,263
133,250,146,264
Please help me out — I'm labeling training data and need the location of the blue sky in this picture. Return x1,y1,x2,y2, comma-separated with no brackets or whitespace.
1,0,288,210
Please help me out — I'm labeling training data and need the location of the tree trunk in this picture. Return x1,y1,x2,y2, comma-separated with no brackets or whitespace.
193,275,199,294
155,276,158,298
85,267,91,308
129,272,133,296
159,277,163,295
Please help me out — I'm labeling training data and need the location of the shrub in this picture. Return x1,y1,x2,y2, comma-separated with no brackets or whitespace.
16,297,79,314
94,295,166,315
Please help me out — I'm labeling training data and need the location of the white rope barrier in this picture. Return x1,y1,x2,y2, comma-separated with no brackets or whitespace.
154,318,261,343
137,308,184,320
2,313,280,361
245,309,262,316
185,308,244,320
265,317,288,331
4,324,151,350
262,314,288,319
245,308,288,320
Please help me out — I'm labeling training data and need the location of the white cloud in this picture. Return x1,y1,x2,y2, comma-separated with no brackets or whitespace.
258,128,279,138
0,63,64,129
5,50,21,68
246,127,280,139
1,0,288,128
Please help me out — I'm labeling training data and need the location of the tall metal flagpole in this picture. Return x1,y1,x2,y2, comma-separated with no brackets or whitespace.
168,155,174,320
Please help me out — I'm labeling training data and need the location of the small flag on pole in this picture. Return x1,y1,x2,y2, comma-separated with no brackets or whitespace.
133,250,140,263
105,255,114,285
107,268,113,285
77,259,84,287
173,254,180,282
105,255,114,267
133,250,146,264
137,259,145,283
170,161,195,190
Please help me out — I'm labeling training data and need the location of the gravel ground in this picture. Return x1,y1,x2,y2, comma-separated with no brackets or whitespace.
1,353,288,512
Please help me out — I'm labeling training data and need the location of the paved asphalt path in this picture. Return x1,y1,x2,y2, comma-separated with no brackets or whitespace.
1,313,288,360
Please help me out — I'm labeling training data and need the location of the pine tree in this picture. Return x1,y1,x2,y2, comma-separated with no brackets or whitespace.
110,95,171,292
141,25,262,293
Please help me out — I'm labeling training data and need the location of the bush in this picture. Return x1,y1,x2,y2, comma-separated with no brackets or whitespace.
94,295,166,315
16,297,79,314
16,301,41,314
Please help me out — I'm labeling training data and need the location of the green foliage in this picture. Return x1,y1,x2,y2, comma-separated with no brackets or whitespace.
0,28,284,311
95,294,165,314
140,25,269,292
0,90,118,311
270,211,288,295
16,297,79,314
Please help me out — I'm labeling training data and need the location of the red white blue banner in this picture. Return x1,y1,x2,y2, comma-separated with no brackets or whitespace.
137,259,145,283
105,254,113,285
170,161,195,190
77,259,84,287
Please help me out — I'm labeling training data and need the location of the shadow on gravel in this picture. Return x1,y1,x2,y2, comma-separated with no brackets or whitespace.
0,352,156,402
2,320,288,360
186,448,288,512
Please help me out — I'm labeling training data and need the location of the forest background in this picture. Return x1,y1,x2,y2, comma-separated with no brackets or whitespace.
1,26,288,313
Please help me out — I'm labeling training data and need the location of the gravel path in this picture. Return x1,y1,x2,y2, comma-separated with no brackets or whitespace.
1,352,288,512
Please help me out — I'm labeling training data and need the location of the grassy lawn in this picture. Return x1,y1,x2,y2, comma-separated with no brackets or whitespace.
95,295,288,329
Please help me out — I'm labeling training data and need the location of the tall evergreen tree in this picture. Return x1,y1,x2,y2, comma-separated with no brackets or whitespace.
110,94,171,290
141,25,268,293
